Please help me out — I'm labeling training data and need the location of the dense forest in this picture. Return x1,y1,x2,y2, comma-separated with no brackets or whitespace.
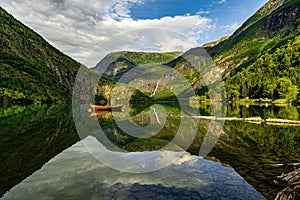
0,8,80,105
226,35,300,103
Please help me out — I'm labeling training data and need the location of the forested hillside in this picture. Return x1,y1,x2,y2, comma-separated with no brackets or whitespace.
0,8,80,104
207,0,300,77
196,0,300,103
93,51,181,81
160,0,300,103
226,36,300,102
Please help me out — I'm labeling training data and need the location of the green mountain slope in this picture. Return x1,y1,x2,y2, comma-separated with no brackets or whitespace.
92,0,300,103
226,35,300,101
165,0,300,101
208,0,300,76
202,36,229,48
215,0,300,102
0,7,80,104
93,51,181,81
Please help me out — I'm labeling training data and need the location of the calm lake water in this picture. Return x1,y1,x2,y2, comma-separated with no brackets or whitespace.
1,103,299,199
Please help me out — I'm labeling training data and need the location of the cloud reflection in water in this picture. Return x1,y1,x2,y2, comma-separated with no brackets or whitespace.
2,136,265,200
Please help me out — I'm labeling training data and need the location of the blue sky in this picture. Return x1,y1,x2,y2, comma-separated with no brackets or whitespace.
128,0,268,42
0,0,268,66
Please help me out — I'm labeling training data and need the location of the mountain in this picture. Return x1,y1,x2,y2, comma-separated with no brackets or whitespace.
166,0,300,101
207,0,300,76
217,0,300,101
93,51,181,81
0,7,81,104
202,36,229,48
225,35,300,101
91,0,300,103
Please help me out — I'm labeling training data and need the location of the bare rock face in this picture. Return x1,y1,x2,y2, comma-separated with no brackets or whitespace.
260,2,300,38
233,0,288,36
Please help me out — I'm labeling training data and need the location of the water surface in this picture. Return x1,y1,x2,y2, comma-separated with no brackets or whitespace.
1,103,299,199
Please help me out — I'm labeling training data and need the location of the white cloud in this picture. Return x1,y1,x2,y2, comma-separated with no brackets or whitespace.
196,10,211,15
221,22,241,32
218,0,227,4
108,0,144,20
0,0,213,67
85,15,212,66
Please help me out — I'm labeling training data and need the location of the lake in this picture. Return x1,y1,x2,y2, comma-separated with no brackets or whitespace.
0,103,299,200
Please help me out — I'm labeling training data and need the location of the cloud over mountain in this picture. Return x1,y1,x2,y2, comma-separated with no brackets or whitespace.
1,0,213,66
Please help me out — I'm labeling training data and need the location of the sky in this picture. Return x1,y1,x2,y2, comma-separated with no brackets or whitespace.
0,0,268,67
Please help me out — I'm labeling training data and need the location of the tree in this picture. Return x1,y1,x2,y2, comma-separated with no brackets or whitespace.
286,85,299,103
266,83,277,99
277,78,292,99
225,36,300,102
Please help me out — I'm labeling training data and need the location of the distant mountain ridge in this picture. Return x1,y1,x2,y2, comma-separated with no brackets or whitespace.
0,7,81,104
93,51,181,81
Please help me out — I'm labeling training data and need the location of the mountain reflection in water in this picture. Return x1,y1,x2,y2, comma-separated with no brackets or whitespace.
1,103,299,199
2,136,265,200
